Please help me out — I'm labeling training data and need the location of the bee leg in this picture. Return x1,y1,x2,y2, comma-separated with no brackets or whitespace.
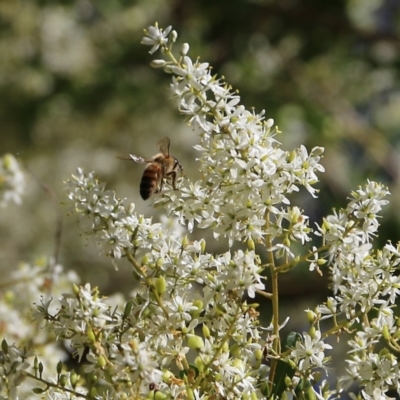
168,171,178,190
156,179,163,194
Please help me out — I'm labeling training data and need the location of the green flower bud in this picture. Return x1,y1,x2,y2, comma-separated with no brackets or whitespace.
123,300,133,320
284,375,293,388
382,324,391,340
70,371,79,388
247,238,255,251
141,254,149,265
230,343,240,357
154,391,168,400
186,388,195,400
306,310,316,324
59,374,68,387
155,276,167,295
281,391,288,400
306,387,317,400
194,356,205,372
86,326,96,343
191,300,203,318
187,334,204,351
97,355,107,369
73,284,80,296
156,257,163,268
162,369,172,383
308,326,316,339
57,360,63,375
202,324,210,338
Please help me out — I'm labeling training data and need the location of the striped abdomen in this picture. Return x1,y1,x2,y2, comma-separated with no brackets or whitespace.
140,163,161,200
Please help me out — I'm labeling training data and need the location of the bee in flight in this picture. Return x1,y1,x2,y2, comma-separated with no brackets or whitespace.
117,137,183,200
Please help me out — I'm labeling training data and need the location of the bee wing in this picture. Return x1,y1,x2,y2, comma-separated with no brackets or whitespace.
116,154,151,163
157,137,170,157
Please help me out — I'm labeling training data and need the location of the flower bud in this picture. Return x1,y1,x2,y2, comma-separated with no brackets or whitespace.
266,118,274,128
279,392,288,400
193,299,203,315
194,356,205,372
311,146,324,156
59,374,68,387
230,343,240,357
70,371,79,388
154,391,168,400
202,324,210,338
308,326,316,339
150,59,167,68
306,310,317,324
200,239,206,253
187,334,204,351
86,326,96,343
97,355,107,369
306,387,317,400
382,324,391,340
186,388,195,400
155,276,166,295
284,375,293,388
247,237,255,251
123,300,133,320
232,358,244,369
141,254,149,265
180,43,190,55
313,371,322,383
162,369,172,383
57,360,63,375
326,298,335,312
156,257,163,268
254,348,263,366
73,283,80,296
170,30,178,42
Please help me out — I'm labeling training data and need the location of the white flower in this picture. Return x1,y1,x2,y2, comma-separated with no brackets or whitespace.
141,24,172,54
291,330,332,372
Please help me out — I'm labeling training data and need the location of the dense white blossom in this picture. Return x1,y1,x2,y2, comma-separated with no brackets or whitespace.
1,22,399,400
0,154,25,207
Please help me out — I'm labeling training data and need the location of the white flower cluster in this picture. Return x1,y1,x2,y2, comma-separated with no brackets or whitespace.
143,25,324,248
313,181,400,396
2,23,399,400
0,261,80,400
0,154,25,207
61,168,267,398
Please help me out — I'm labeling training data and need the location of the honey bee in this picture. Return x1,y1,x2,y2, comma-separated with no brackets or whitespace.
118,137,183,200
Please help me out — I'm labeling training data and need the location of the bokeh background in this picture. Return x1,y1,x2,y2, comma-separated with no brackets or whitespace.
1,0,400,368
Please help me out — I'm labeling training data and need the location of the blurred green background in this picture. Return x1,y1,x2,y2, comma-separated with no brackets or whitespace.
1,0,400,321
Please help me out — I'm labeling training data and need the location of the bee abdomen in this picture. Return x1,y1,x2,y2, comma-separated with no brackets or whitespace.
140,167,159,200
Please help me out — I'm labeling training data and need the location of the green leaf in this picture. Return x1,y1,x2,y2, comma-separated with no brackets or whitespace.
270,332,302,399
178,364,199,379
32,387,46,394
295,377,313,399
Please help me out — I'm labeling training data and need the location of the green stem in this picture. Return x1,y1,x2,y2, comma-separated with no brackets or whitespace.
23,371,86,398
264,211,280,391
